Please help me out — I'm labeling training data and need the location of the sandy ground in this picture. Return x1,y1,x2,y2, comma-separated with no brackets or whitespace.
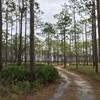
57,68,95,100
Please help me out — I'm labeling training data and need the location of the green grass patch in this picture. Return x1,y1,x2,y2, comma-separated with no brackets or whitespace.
66,64,100,81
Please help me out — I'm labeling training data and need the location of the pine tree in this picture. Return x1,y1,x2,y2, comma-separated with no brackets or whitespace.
0,0,2,70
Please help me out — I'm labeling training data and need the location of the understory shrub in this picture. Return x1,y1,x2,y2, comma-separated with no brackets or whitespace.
0,66,30,85
35,64,59,84
0,64,59,92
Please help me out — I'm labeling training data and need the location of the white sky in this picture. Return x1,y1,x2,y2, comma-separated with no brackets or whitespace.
37,0,69,23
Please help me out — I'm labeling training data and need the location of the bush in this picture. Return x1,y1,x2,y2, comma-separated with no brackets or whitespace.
34,64,59,84
0,66,30,84
0,64,59,93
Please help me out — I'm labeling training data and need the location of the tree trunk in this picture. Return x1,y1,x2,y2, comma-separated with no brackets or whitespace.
96,0,100,62
85,23,88,65
24,3,27,65
0,0,2,70
56,34,59,65
30,0,35,73
5,5,8,66
15,10,18,63
11,21,13,63
92,0,98,73
47,33,50,65
74,0,78,69
18,0,23,65
64,29,66,68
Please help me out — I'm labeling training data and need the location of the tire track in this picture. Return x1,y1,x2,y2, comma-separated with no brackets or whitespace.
49,71,71,100
58,68,95,100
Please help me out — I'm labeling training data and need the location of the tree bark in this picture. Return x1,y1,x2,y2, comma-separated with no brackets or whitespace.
15,9,18,63
0,0,2,70
30,0,35,72
85,23,88,65
11,21,13,63
24,3,27,65
74,0,78,69
18,0,24,65
5,5,8,66
92,0,98,73
64,29,66,68
96,0,100,62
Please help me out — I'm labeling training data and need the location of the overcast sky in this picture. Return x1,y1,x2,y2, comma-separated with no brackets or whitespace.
37,0,68,23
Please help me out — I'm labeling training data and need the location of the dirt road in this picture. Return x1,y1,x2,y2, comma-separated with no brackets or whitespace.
49,67,95,100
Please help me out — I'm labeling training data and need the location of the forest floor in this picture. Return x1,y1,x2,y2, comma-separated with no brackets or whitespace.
19,83,59,100
0,66,100,100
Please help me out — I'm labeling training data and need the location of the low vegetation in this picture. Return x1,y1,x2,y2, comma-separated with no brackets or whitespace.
0,64,59,99
66,64,100,81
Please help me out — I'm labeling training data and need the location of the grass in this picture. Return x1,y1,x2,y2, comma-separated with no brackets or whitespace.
66,64,100,81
